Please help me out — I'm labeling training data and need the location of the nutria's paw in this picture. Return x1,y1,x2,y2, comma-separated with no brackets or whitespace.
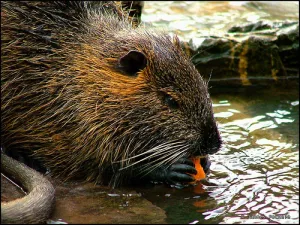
164,158,198,184
147,158,197,185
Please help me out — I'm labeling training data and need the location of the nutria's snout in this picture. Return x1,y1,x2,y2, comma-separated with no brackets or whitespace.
192,139,221,156
195,135,220,175
205,119,222,154
206,134,222,155
209,145,221,154
191,124,222,156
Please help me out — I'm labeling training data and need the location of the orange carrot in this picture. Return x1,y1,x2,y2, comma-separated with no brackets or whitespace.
189,157,206,183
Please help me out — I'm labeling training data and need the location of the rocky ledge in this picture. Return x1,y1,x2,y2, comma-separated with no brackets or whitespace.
182,21,299,88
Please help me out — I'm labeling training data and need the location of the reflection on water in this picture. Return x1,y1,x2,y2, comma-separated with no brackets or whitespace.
137,88,299,224
142,1,299,42
208,89,298,224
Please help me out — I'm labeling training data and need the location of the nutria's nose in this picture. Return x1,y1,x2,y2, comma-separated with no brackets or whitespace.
208,144,221,154
192,138,221,156
193,125,222,155
204,119,222,154
205,130,222,154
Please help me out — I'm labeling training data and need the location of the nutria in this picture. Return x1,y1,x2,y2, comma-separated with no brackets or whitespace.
1,1,222,223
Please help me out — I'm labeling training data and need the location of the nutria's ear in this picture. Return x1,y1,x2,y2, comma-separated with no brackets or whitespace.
173,35,182,50
119,50,147,76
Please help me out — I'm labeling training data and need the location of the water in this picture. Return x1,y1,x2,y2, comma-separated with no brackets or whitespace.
209,89,299,223
141,1,299,42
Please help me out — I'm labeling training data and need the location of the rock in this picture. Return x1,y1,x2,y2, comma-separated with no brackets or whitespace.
49,181,166,224
182,21,299,87
2,173,166,224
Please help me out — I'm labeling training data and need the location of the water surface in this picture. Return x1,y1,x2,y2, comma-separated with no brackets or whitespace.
142,1,299,43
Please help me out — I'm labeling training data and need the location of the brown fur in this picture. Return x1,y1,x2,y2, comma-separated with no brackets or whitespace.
1,1,221,187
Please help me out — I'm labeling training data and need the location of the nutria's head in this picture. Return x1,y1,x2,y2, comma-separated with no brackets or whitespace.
73,30,222,180
1,1,221,186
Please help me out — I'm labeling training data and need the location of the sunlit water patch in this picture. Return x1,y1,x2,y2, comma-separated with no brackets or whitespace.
141,1,299,42
208,89,298,224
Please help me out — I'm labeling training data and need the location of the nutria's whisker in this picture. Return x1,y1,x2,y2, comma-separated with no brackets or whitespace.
117,140,186,163
118,135,138,167
118,141,189,171
121,136,152,166
115,142,183,170
138,145,190,176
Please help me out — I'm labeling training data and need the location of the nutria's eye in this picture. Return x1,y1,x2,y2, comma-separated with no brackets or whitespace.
164,94,179,109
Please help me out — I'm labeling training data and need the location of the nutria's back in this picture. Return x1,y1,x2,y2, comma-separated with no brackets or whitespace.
1,1,222,187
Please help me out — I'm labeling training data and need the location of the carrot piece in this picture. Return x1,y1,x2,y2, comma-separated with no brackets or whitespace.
189,157,206,183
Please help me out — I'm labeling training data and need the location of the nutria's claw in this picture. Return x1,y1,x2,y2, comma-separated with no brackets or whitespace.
166,171,195,183
174,158,196,167
146,158,198,185
168,160,197,175
164,158,197,184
